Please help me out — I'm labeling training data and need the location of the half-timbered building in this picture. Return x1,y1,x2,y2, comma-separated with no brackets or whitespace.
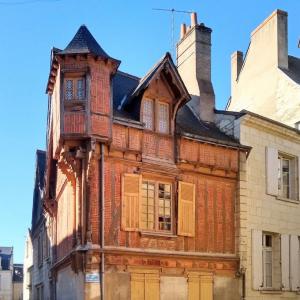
42,13,249,300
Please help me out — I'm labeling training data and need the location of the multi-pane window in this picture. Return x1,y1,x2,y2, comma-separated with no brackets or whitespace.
141,181,172,232
262,233,273,288
142,99,154,130
64,77,85,100
142,99,169,134
141,181,155,230
38,233,43,267
278,156,291,198
157,102,169,134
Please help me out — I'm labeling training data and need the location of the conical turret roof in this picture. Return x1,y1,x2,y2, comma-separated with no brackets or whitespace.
59,25,114,59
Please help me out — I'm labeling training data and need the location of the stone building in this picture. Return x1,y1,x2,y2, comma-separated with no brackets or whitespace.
217,110,300,299
220,8,300,300
12,264,23,300
23,232,33,300
40,13,249,300
29,150,52,300
227,10,300,128
0,247,13,300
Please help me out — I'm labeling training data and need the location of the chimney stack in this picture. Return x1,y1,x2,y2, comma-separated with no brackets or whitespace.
231,51,243,95
177,12,215,122
180,23,187,39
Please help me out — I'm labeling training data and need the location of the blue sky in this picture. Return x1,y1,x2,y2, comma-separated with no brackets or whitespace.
0,0,299,263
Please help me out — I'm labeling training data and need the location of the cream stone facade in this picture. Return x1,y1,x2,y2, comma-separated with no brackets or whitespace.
227,10,300,128
217,111,300,299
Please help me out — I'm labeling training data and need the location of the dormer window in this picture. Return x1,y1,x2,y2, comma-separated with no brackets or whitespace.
142,99,169,134
64,76,86,101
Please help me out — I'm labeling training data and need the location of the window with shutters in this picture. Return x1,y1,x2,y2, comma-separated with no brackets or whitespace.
266,147,298,201
141,180,172,233
64,76,86,101
278,154,297,200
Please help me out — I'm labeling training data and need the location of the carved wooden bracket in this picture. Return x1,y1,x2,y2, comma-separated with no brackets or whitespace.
43,198,57,217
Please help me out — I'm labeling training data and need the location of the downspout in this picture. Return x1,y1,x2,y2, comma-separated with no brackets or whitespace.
100,143,105,300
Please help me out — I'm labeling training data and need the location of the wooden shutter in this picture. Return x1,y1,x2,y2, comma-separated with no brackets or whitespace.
200,274,213,300
266,147,278,196
145,273,159,300
178,181,195,237
290,235,300,291
252,229,263,290
130,269,159,300
281,234,290,290
188,272,213,300
121,173,141,231
131,273,145,300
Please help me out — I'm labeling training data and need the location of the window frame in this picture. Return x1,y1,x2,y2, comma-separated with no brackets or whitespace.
142,98,155,131
141,98,170,135
156,101,170,134
140,179,173,234
63,74,86,101
262,233,273,289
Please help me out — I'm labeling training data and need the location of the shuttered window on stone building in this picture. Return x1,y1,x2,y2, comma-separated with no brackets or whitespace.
130,269,160,300
266,147,299,201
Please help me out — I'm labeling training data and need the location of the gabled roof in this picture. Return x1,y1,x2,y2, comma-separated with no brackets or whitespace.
58,25,115,60
129,52,190,102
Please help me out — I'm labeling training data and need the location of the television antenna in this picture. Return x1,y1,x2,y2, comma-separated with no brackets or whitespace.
152,8,193,59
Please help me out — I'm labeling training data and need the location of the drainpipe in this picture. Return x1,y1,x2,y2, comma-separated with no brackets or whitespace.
100,143,105,300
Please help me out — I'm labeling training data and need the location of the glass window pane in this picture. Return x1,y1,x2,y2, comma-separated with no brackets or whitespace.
158,103,169,133
143,99,154,130
65,79,73,100
77,79,85,100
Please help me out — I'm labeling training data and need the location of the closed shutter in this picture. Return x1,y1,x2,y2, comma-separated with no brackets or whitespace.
281,234,290,290
130,269,159,300
178,181,195,237
131,273,145,300
145,273,160,300
290,235,300,291
121,174,141,231
188,272,213,300
266,147,278,196
252,229,263,290
200,274,213,300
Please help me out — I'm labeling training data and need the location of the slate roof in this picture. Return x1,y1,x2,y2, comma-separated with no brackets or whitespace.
281,55,300,85
111,54,242,147
176,105,241,147
31,150,46,231
58,25,118,63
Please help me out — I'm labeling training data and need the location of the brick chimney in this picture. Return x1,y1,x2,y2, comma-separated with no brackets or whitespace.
177,12,215,122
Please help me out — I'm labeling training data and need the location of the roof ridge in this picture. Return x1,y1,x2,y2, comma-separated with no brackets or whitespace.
117,70,140,81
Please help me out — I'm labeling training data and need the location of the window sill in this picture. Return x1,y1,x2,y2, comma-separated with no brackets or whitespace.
139,231,177,239
276,196,299,204
260,289,282,294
